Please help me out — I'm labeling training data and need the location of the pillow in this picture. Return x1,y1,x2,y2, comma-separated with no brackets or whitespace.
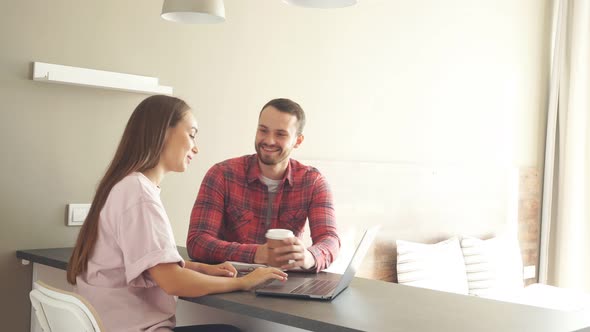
460,235,524,297
396,237,469,295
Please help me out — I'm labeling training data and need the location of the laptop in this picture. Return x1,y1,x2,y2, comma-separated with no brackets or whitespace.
255,225,380,300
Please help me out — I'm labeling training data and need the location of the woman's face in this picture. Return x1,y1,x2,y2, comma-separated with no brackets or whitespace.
160,112,199,173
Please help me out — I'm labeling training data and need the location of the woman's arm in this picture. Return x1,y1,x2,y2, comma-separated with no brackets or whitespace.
148,263,287,297
184,260,236,277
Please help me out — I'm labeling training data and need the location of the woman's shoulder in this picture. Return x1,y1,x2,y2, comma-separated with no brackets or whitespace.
110,172,160,203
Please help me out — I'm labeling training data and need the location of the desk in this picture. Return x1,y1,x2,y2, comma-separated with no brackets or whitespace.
17,247,590,332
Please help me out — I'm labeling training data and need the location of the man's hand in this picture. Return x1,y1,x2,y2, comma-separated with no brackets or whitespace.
254,243,270,265
273,237,316,271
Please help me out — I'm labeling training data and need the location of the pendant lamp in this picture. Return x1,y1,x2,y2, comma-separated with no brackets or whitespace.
161,0,225,24
283,0,357,8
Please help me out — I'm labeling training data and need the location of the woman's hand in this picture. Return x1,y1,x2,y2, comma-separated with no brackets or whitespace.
239,267,288,291
198,262,237,278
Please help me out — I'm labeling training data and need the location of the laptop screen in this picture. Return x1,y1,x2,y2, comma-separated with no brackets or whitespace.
331,225,381,296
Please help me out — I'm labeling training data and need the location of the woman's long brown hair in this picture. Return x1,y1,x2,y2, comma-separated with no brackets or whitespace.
67,95,190,285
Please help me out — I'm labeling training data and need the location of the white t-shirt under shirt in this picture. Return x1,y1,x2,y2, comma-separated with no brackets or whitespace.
76,172,184,332
260,175,281,193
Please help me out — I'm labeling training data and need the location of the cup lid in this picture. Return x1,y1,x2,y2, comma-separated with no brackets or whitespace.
265,228,294,240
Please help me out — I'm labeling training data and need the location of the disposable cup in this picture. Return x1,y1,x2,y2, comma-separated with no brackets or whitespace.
265,229,294,267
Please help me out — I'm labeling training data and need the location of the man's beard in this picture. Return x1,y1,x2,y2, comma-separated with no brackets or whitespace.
256,144,289,166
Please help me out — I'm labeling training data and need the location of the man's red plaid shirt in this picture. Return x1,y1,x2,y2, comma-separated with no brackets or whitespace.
187,154,340,272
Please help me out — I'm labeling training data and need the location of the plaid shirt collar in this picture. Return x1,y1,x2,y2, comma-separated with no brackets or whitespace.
246,154,294,187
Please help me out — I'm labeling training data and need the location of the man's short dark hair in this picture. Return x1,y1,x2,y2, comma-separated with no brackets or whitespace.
260,98,306,135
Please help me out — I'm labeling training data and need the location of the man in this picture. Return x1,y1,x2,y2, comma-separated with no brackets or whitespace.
187,98,340,272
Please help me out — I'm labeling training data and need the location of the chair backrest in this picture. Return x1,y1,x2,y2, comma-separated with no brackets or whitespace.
29,281,104,332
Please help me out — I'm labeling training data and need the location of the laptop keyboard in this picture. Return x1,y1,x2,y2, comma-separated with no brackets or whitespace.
290,279,338,295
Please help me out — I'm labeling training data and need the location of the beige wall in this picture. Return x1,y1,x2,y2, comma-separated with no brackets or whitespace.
0,0,551,330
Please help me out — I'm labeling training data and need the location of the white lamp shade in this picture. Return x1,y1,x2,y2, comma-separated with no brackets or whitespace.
283,0,357,8
161,0,225,24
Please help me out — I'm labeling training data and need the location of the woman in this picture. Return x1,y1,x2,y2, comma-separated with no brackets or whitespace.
66,95,287,332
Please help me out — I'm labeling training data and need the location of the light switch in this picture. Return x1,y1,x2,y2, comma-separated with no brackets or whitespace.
67,203,91,226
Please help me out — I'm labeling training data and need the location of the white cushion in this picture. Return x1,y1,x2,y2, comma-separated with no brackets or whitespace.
396,237,469,295
460,235,524,297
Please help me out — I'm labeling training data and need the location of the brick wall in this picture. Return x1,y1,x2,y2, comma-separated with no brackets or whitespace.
518,167,542,286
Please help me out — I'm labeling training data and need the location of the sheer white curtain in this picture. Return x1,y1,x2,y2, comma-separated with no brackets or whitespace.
540,0,590,291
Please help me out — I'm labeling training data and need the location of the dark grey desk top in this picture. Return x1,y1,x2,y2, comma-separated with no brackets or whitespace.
17,247,590,332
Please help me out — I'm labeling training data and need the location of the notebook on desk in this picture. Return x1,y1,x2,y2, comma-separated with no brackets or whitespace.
255,225,380,301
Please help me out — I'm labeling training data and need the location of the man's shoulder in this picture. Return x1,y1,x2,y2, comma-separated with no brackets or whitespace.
289,159,323,177
206,155,255,181
212,155,253,170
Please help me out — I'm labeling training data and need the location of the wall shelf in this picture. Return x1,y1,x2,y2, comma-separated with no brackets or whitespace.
32,62,173,95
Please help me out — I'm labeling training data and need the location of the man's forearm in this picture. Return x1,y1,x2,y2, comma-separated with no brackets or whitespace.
188,234,259,263
307,235,341,272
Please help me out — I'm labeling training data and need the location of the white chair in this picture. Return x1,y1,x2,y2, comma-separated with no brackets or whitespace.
29,280,104,332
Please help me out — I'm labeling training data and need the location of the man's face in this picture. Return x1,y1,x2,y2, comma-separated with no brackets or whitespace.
255,106,303,166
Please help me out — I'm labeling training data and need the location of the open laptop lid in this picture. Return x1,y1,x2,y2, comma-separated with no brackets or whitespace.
330,225,381,297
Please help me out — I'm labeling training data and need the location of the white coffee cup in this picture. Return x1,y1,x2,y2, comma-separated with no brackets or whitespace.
265,229,294,267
